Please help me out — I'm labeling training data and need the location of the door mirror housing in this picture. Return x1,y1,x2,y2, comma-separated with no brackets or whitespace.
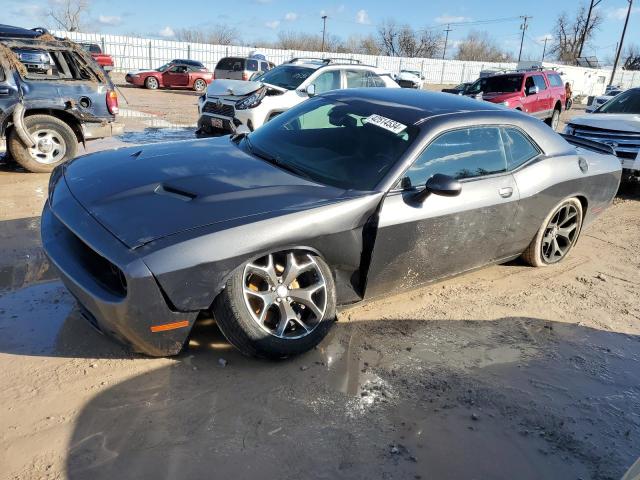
527,85,539,96
306,84,316,97
414,173,462,202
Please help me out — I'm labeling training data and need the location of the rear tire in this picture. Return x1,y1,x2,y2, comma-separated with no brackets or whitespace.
193,79,206,92
7,115,77,173
522,198,583,267
213,251,337,359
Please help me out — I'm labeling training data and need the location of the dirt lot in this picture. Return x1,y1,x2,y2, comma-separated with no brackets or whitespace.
0,83,639,480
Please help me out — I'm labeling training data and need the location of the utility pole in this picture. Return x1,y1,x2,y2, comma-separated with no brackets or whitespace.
610,0,633,85
442,25,452,60
577,0,603,59
518,16,532,62
541,36,548,62
321,15,328,53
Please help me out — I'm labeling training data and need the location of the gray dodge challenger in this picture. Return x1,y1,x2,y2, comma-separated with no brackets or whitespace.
41,89,621,358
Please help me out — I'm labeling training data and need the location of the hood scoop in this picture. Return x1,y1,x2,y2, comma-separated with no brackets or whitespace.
154,184,197,202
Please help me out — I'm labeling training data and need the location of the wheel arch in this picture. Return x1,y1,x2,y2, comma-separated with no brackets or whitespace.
6,108,84,143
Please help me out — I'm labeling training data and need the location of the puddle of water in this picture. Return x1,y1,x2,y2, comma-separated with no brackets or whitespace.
117,127,197,145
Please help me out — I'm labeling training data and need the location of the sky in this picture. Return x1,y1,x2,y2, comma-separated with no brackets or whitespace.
4,0,639,62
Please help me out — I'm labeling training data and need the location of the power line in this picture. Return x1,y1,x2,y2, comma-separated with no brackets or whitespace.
610,0,633,85
518,15,532,62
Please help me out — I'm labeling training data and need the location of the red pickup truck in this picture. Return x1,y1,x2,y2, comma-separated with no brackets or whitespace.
466,69,566,130
80,43,114,73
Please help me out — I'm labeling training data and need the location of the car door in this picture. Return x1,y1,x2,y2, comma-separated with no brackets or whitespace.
0,65,19,136
532,74,550,116
364,126,520,299
163,65,189,87
521,76,538,115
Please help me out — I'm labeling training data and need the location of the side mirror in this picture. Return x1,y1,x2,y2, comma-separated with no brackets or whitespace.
414,173,462,203
527,85,539,96
306,84,316,97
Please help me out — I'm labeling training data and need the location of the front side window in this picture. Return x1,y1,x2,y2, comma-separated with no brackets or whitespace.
313,70,341,93
245,97,419,190
533,75,547,91
501,127,540,170
170,65,188,73
246,59,259,71
403,127,507,187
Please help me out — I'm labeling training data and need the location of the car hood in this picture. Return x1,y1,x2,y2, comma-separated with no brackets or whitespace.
127,70,157,75
569,114,640,133
396,72,419,81
207,79,262,97
63,138,350,249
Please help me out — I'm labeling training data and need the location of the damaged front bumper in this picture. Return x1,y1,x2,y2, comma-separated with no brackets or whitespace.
41,177,198,356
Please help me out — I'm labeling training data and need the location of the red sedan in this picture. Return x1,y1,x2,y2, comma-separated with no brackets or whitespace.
125,59,213,91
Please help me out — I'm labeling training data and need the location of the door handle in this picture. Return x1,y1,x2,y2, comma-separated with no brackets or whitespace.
0,87,10,95
499,187,513,198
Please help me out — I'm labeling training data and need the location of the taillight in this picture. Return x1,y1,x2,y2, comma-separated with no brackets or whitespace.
242,72,249,81
106,90,119,115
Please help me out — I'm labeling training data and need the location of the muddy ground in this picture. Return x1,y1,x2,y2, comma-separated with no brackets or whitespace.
0,82,639,480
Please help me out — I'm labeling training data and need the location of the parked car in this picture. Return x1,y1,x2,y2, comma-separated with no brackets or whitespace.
395,70,425,89
465,69,566,130
564,87,640,182
214,56,275,81
441,82,471,95
586,87,624,113
0,25,123,173
125,59,213,91
79,42,114,73
42,89,621,359
197,58,398,135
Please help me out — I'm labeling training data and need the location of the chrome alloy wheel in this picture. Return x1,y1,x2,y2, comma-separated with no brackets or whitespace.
242,252,327,339
28,129,67,164
541,203,579,263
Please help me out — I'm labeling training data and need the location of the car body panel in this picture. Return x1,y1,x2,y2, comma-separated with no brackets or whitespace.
42,89,621,356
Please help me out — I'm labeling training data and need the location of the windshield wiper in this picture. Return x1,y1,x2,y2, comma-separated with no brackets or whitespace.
244,137,314,181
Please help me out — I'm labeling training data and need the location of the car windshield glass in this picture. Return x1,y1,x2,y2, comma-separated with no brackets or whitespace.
254,65,315,89
402,70,420,76
597,89,640,114
244,97,419,190
468,74,523,94
156,63,172,72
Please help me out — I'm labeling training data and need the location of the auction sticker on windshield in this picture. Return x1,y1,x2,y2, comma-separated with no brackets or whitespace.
365,115,407,134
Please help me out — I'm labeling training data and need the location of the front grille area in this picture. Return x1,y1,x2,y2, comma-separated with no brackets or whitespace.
573,125,640,160
397,80,416,88
60,222,128,297
202,100,235,117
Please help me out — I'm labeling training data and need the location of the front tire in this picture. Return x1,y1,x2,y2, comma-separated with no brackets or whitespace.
7,115,77,173
213,251,337,359
522,198,583,267
145,76,159,90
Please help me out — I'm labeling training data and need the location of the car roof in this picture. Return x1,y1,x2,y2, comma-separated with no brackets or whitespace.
321,88,504,125
172,59,204,66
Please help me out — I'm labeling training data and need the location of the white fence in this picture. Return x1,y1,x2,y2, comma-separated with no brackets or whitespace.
55,30,640,97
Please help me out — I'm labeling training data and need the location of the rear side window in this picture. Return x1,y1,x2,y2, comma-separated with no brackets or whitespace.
548,74,563,87
533,75,547,91
216,57,244,71
501,128,540,170
404,127,507,186
346,69,385,88
246,59,259,71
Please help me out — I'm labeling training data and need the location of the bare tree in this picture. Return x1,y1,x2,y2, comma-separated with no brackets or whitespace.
175,25,239,45
623,44,640,71
455,31,513,62
550,4,603,64
48,0,89,32
274,31,342,52
377,19,441,58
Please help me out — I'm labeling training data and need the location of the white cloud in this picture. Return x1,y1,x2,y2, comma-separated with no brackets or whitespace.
98,15,122,26
607,6,639,20
11,4,46,18
265,20,280,29
159,26,175,37
284,12,297,21
435,14,471,24
355,9,370,24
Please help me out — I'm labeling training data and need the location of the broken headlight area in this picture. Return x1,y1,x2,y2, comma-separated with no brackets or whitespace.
235,88,266,110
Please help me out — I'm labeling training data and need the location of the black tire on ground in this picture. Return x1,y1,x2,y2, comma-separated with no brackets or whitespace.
7,115,78,173
145,77,159,90
545,107,561,130
193,79,206,92
522,197,583,267
213,252,337,359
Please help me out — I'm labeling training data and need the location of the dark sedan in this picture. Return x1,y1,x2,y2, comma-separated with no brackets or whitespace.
41,89,621,359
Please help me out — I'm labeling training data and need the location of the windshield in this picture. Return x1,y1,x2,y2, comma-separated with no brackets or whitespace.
244,97,419,190
253,65,315,90
597,89,640,114
467,74,523,94
401,70,420,76
156,63,172,72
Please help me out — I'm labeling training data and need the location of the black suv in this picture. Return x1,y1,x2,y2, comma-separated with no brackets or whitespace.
0,25,123,172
